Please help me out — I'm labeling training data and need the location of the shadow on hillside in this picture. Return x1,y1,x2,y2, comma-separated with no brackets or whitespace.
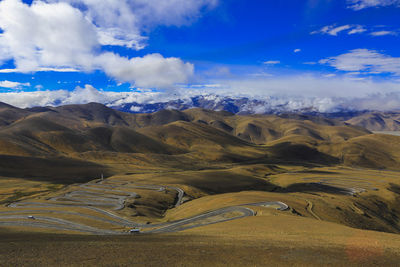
294,170,340,175
0,155,113,184
268,143,340,165
237,142,340,168
279,182,355,195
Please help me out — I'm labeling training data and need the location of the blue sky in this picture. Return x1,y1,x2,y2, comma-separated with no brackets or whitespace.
1,0,400,111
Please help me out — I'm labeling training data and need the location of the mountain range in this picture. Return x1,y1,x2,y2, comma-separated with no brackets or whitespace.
2,101,400,185
110,95,400,131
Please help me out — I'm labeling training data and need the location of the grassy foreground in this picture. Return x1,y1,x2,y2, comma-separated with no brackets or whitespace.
1,215,400,267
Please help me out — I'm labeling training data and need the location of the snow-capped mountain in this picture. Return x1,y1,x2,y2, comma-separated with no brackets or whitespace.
110,95,343,115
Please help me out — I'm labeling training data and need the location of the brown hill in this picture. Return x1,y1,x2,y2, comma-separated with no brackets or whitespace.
346,112,400,131
0,102,31,127
0,116,181,157
1,102,400,175
320,133,400,169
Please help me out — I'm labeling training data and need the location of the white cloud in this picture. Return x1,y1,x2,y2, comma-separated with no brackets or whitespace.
343,92,400,110
48,0,218,50
263,61,280,65
0,89,69,107
0,75,400,113
96,27,147,50
312,24,370,36
0,0,206,88
347,0,400,10
62,85,110,104
0,0,98,72
249,72,273,78
319,49,400,75
0,85,168,108
294,49,301,53
0,85,106,107
130,106,142,112
323,74,337,78
202,66,232,78
95,53,194,88
0,33,11,65
211,75,400,99
0,80,30,89
327,25,351,36
348,25,367,34
1,77,400,112
312,25,352,36
370,30,397,36
313,24,397,37
0,67,80,73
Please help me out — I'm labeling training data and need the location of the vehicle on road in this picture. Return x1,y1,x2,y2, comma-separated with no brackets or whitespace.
129,228,141,234
27,216,35,220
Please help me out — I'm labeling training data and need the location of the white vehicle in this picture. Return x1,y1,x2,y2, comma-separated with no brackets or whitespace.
27,216,35,220
129,228,141,234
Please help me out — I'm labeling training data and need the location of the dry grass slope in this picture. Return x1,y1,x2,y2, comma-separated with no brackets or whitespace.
1,103,400,265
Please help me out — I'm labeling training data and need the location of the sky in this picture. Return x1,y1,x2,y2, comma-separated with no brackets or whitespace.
1,0,400,111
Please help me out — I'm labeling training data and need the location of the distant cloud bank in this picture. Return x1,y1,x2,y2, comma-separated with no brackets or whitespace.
1,79,400,113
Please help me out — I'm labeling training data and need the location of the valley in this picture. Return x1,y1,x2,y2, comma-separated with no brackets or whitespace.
1,102,400,265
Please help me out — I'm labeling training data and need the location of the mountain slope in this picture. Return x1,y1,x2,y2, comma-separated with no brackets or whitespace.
346,112,400,131
0,102,400,173
109,95,400,132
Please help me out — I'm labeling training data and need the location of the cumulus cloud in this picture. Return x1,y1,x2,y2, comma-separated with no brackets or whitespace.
0,80,30,89
319,49,400,75
95,53,194,88
0,0,97,72
347,0,400,10
96,27,146,49
0,33,11,65
0,0,207,88
44,0,218,51
56,0,218,27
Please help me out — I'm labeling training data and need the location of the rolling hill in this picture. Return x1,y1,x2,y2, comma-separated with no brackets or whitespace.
1,102,400,177
2,102,400,265
345,111,400,131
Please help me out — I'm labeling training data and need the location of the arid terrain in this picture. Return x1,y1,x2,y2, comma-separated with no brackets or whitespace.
1,102,400,266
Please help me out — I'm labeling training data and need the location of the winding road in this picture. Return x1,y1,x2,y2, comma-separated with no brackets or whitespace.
0,179,289,235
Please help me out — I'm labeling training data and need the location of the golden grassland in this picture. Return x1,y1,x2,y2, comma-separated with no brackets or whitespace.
1,215,400,266
0,177,64,204
2,164,400,266
3,105,400,265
